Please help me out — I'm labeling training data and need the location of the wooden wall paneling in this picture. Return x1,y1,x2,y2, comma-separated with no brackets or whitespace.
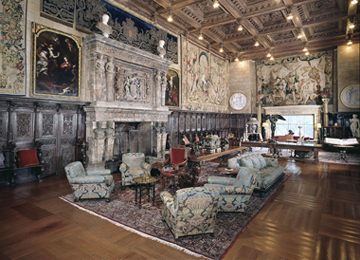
202,114,206,131
58,105,78,172
215,114,220,130
38,103,58,177
185,113,190,133
179,113,185,140
167,111,179,146
0,101,9,147
13,102,36,150
197,114,201,132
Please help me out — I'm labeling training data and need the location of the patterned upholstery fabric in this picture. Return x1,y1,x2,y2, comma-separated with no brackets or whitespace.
228,153,284,191
160,187,220,239
119,153,150,187
205,167,257,212
65,161,114,202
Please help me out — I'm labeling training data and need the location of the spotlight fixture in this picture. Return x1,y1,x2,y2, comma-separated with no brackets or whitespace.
219,43,224,53
237,24,243,31
198,28,203,40
167,9,173,22
286,5,294,20
213,0,220,8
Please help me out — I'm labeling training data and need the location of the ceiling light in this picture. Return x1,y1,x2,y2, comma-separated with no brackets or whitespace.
297,34,303,39
219,43,224,52
303,43,308,52
213,0,220,8
254,41,259,47
167,9,173,22
235,57,239,62
198,28,203,40
347,45,352,49
267,52,271,57
347,39,353,45
305,51,309,55
349,23,355,29
270,56,274,60
351,0,358,4
287,6,293,20
237,25,243,31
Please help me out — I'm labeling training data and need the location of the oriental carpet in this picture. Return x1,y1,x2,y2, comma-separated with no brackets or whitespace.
60,169,292,260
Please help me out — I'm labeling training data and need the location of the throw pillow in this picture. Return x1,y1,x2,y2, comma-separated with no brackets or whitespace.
256,154,267,168
17,149,39,168
240,157,253,168
250,154,262,169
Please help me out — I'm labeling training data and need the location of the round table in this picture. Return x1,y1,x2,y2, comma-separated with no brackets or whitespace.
133,176,157,208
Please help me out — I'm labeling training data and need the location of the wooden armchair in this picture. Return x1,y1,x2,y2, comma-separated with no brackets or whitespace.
152,147,188,191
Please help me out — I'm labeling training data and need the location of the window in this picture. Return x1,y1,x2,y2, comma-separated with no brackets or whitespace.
275,115,314,138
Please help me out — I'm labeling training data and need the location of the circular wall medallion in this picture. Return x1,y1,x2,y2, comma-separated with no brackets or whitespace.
229,92,247,111
340,84,360,108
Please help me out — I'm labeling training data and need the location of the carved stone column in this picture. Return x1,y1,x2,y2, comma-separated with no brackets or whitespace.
87,122,106,169
322,98,330,127
155,70,162,107
257,104,262,134
95,54,105,101
104,121,115,161
161,71,167,107
105,56,115,101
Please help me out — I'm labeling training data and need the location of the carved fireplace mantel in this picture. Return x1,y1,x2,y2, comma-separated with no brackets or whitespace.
83,34,173,169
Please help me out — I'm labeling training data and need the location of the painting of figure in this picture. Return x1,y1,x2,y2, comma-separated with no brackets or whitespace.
32,23,81,98
165,69,180,108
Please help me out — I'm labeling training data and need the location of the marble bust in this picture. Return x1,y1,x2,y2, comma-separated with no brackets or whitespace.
96,14,113,38
157,40,166,58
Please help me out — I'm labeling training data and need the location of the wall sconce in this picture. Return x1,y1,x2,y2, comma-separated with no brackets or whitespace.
213,0,220,8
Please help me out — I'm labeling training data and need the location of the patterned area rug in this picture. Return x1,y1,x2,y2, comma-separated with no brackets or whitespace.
60,170,292,260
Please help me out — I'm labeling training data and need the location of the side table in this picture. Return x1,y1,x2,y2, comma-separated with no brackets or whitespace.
133,176,158,208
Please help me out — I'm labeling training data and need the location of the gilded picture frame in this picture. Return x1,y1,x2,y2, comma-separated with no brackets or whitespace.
165,68,181,109
32,23,82,99
340,84,360,108
229,92,247,111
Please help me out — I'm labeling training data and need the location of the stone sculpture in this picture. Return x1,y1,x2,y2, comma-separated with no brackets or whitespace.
157,40,166,58
96,14,113,38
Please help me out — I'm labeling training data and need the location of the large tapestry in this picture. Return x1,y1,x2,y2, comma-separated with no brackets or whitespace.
182,39,229,113
0,0,27,95
76,0,178,63
256,51,333,106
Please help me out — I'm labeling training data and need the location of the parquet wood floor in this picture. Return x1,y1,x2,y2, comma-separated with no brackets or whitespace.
0,159,359,260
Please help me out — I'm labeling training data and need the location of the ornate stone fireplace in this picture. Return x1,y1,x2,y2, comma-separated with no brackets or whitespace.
83,34,172,169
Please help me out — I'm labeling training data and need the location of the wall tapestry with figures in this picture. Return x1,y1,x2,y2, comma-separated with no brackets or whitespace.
181,38,229,113
76,0,178,64
256,51,333,106
0,0,27,95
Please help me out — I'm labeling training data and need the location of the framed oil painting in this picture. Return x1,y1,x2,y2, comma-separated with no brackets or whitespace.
32,23,82,98
340,84,359,108
165,68,181,109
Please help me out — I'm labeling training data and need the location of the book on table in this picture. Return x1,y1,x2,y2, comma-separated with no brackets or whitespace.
324,138,359,146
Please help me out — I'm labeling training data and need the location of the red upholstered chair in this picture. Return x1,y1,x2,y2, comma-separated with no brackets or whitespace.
152,147,188,191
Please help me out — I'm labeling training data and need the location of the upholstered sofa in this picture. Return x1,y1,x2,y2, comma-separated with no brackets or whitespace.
204,167,257,213
227,153,285,193
119,153,151,188
160,187,220,239
65,161,115,202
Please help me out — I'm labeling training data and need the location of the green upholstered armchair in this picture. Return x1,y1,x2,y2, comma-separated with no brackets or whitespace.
204,167,257,213
160,187,220,240
65,161,114,202
119,153,151,188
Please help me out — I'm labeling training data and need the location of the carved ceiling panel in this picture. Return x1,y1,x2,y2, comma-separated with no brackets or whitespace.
122,0,359,61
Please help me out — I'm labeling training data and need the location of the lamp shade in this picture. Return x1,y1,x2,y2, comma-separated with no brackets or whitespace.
247,117,259,125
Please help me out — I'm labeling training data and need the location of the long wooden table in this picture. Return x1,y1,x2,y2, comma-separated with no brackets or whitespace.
241,141,322,164
187,146,247,185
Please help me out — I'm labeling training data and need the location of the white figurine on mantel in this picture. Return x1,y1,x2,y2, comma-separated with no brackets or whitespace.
350,114,360,138
96,14,113,38
157,40,166,58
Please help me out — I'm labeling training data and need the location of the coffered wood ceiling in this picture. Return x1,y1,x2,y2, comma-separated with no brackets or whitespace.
117,0,359,61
